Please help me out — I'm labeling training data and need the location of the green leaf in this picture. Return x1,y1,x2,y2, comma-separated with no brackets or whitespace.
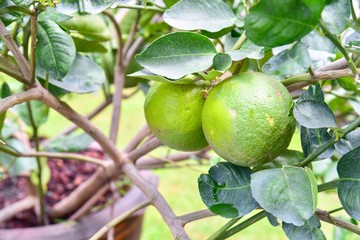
59,15,111,42
267,212,280,227
337,145,360,220
262,42,312,78
282,214,326,240
198,162,259,218
245,0,327,47
335,128,360,157
17,101,49,128
251,166,318,226
128,69,195,84
301,127,334,159
337,77,357,91
345,32,360,53
72,37,107,53
0,83,11,135
321,0,351,35
164,0,236,32
136,32,217,79
255,150,304,171
213,53,232,72
228,39,264,61
56,0,115,15
45,133,93,152
298,84,325,103
38,7,72,22
36,19,76,80
48,54,106,93
0,139,36,175
294,100,337,129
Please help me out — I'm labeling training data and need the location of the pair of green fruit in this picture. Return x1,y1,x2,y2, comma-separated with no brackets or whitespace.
144,72,296,167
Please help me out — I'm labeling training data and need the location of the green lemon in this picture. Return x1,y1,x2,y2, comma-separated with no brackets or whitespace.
144,82,208,151
202,72,295,167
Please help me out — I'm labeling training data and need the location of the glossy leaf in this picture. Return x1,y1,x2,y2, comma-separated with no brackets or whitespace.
36,19,76,80
293,100,337,129
198,162,258,218
337,146,360,220
245,0,326,47
255,150,304,171
0,139,36,175
136,32,217,79
335,128,360,157
251,166,317,226
45,133,93,153
321,0,350,35
56,0,115,15
72,37,107,53
0,83,11,135
59,15,111,42
228,39,264,61
128,69,194,84
298,84,324,103
262,42,311,78
48,54,106,93
282,214,326,240
345,31,360,53
213,53,232,72
38,7,72,22
164,0,236,32
301,127,334,159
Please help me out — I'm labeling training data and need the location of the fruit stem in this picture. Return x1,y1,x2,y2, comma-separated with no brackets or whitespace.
218,211,267,239
296,115,360,167
231,31,247,51
208,217,241,240
319,19,358,76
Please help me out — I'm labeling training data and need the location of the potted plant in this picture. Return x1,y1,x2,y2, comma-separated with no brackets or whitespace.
1,0,360,239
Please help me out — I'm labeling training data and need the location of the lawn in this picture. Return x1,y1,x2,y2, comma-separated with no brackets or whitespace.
39,89,356,240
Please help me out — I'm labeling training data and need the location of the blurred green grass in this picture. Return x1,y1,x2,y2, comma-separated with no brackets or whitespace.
41,90,356,240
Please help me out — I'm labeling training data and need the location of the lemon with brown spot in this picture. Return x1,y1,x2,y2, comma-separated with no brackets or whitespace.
202,72,295,167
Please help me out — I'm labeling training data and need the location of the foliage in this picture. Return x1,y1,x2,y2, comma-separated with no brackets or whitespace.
0,0,360,239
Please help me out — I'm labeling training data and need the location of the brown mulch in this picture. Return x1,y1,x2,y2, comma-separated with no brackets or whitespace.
0,148,114,229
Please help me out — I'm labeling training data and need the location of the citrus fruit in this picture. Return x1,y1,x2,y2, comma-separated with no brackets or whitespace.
202,72,295,167
144,82,208,151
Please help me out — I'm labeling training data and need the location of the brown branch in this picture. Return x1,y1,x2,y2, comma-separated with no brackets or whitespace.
0,19,31,83
89,200,151,240
0,87,43,115
122,162,190,239
36,85,125,165
136,149,210,169
0,56,27,83
103,11,126,144
178,209,215,226
0,196,36,223
316,209,360,235
128,137,162,161
69,184,110,221
42,96,113,146
123,124,150,152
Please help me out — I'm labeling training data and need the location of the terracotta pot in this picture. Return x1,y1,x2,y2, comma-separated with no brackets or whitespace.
0,171,157,240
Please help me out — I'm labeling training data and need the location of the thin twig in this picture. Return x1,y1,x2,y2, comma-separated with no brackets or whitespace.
128,137,162,161
0,196,36,223
29,13,38,84
178,209,215,226
69,184,110,221
123,124,150,152
103,11,127,144
89,200,151,240
116,3,164,12
316,209,360,235
0,19,31,83
122,162,190,239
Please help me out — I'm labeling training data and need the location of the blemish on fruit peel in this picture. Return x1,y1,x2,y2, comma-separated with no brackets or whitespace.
266,114,275,127
230,108,237,117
